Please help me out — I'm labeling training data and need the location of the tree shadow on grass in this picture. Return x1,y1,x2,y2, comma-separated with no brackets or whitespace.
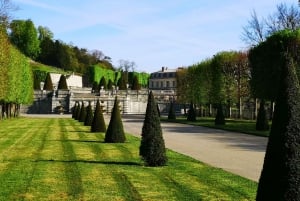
34,159,142,166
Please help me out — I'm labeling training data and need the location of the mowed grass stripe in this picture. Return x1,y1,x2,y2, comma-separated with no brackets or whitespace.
0,117,257,200
59,119,84,200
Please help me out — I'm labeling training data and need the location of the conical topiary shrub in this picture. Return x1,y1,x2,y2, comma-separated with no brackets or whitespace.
187,102,196,121
104,96,126,143
84,101,93,126
57,74,68,90
168,102,176,120
140,91,167,166
256,56,300,200
43,73,53,90
79,101,86,122
99,76,107,90
72,102,78,119
256,100,269,131
76,102,82,120
107,79,113,90
215,104,225,125
91,100,106,132
131,75,141,90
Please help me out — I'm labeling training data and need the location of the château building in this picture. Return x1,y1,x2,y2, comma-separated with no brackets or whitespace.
149,67,181,101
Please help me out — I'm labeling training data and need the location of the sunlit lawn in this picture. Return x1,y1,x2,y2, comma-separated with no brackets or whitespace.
0,117,257,200
162,116,270,137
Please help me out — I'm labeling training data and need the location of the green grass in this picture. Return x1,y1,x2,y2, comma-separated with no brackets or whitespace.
162,116,270,137
0,117,257,200
30,60,70,74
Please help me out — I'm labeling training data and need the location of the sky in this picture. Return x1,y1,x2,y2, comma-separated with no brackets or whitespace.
12,0,297,72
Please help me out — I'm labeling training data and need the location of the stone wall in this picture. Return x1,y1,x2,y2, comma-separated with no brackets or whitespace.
21,89,150,115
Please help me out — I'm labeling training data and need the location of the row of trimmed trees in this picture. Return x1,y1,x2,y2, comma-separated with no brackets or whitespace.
72,92,167,166
0,26,33,119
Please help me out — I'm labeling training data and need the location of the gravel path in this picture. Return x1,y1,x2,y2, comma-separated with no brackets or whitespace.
22,113,267,181
120,115,267,182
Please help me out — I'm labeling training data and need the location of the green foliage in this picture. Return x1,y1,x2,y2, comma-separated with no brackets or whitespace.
105,97,126,143
75,102,80,119
131,75,141,90
79,102,87,123
89,64,118,86
74,102,80,120
249,29,300,101
256,55,300,200
57,74,68,90
256,100,269,131
91,100,106,132
99,76,107,90
61,77,69,91
84,102,93,126
168,102,176,120
215,104,225,125
72,102,78,119
187,102,196,121
140,91,167,166
43,73,53,91
128,72,149,87
5,45,33,105
107,79,113,90
118,72,127,90
89,65,149,88
0,27,10,102
9,19,40,59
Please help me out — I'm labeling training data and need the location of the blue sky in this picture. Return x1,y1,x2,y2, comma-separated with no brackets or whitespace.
13,0,297,72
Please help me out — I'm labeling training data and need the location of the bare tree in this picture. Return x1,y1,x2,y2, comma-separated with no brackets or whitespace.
0,0,18,27
118,59,136,72
242,3,300,46
242,10,266,46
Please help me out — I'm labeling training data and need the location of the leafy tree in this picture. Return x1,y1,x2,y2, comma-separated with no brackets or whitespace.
256,55,300,200
43,73,53,91
57,74,68,90
131,75,141,90
37,26,53,41
140,91,167,166
168,102,176,120
91,100,106,132
79,101,86,123
187,102,196,121
84,101,93,126
9,19,40,59
249,29,300,129
105,97,126,143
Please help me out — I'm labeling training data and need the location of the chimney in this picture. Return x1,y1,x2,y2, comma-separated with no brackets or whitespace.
162,67,165,72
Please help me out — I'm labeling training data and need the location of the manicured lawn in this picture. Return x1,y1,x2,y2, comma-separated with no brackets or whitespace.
162,117,270,137
0,117,257,200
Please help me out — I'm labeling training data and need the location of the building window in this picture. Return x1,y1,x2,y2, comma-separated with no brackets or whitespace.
151,81,154,88
161,81,163,88
166,81,170,87
156,81,159,88
173,81,176,87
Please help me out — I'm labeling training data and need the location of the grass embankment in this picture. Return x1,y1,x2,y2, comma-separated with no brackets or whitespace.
0,118,257,200
162,117,270,137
